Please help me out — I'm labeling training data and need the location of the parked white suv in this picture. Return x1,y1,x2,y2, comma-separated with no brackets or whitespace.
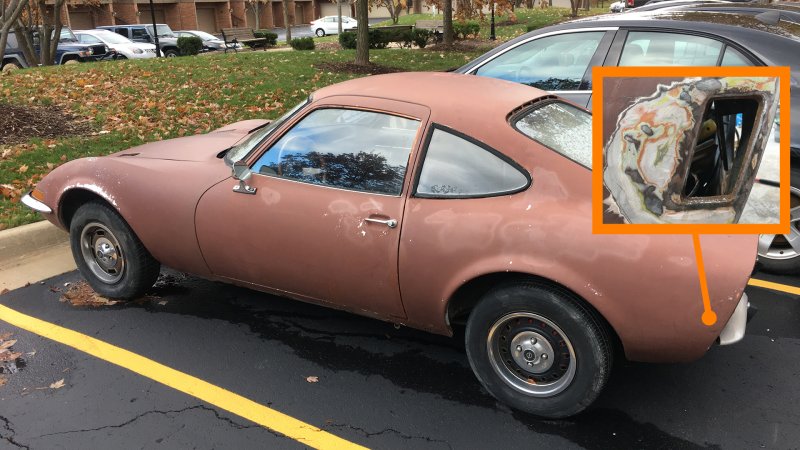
310,16,357,37
75,29,156,59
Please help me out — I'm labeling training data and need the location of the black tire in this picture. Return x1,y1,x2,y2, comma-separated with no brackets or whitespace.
1,61,21,72
162,48,179,58
315,28,325,37
465,283,612,418
69,201,160,299
757,166,800,274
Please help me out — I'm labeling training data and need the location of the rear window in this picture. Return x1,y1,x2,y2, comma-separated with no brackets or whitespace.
513,101,592,168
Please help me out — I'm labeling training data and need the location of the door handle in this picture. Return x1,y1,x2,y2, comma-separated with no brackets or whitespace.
364,217,398,228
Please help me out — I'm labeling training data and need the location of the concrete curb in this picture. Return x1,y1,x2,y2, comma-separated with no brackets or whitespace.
0,220,69,266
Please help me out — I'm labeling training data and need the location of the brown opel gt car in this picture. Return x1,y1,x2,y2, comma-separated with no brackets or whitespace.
23,73,756,418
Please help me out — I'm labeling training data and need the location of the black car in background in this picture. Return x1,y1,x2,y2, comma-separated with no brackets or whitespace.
457,3,800,273
1,28,109,71
97,24,181,57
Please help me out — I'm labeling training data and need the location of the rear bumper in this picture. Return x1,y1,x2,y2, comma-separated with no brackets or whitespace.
718,293,751,346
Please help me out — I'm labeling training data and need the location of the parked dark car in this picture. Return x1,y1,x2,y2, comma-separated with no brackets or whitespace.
23,73,757,418
457,3,800,274
2,28,109,71
97,24,180,57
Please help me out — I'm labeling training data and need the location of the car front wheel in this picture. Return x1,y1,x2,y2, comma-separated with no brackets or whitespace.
69,201,160,299
315,28,325,37
465,282,612,418
1,61,21,72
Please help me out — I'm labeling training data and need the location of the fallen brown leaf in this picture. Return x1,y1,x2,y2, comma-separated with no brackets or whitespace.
60,281,119,307
306,376,319,383
0,351,22,362
0,339,17,350
0,332,11,341
49,379,65,389
0,376,7,387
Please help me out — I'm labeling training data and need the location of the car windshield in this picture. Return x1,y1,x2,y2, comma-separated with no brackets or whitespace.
225,98,310,165
94,32,131,44
146,25,175,38
192,31,218,41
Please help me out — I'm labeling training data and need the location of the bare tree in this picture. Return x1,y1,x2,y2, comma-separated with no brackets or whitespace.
1,0,27,65
355,0,368,65
370,0,405,24
282,0,292,41
337,0,342,34
246,0,268,30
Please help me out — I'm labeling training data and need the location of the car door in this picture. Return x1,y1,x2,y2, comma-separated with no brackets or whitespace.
468,29,616,108
195,97,429,319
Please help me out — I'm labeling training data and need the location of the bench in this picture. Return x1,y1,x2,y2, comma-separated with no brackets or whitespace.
221,27,268,53
373,24,413,42
414,20,444,42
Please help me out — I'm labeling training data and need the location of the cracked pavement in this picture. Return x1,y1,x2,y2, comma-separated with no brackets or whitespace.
1,268,799,449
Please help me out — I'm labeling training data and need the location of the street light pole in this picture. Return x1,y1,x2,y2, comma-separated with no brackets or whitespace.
148,0,161,57
490,1,495,41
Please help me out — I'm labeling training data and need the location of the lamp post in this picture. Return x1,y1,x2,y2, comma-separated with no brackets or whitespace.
490,0,496,41
148,0,161,57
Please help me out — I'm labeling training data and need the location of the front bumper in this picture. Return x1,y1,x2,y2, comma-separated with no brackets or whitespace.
718,293,751,346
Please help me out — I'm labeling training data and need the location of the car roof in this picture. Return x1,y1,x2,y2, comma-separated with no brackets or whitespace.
313,72,552,115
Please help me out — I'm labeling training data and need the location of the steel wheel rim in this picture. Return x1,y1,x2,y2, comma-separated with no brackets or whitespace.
487,312,576,397
758,184,800,260
80,222,124,284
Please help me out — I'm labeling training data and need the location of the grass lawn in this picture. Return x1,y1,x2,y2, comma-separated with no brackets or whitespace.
0,48,481,229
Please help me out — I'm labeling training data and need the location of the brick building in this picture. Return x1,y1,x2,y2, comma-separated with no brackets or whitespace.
60,0,429,33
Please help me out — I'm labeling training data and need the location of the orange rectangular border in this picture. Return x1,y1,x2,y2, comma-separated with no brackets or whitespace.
591,66,791,235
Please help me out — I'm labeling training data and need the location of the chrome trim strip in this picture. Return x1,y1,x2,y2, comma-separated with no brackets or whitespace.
466,27,619,75
21,193,53,214
718,293,748,346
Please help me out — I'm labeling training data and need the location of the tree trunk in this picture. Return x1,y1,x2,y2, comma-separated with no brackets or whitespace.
337,0,342,34
443,0,453,46
413,0,421,14
355,0,368,65
1,0,26,64
12,23,37,67
253,2,261,30
283,0,291,41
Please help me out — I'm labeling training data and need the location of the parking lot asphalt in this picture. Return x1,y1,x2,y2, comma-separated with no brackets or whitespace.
1,268,798,450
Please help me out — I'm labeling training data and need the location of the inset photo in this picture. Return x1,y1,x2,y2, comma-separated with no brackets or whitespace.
592,66,790,234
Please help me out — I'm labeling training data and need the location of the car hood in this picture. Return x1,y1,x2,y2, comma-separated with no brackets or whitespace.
110,119,269,162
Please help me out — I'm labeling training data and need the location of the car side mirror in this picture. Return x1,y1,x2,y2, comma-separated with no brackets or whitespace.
232,161,256,194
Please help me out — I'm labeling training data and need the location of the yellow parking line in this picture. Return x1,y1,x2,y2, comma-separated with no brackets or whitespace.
748,278,800,296
0,304,366,450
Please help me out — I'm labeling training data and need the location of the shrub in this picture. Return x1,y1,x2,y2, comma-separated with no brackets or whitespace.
253,30,278,46
290,37,315,50
453,21,480,40
412,29,432,48
339,31,357,49
177,36,203,56
338,30,390,49
368,29,390,49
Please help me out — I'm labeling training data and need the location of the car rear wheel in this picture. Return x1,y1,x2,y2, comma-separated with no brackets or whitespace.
163,49,179,58
69,201,160,299
1,61,21,72
315,28,325,37
63,59,80,65
465,282,612,418
758,167,800,274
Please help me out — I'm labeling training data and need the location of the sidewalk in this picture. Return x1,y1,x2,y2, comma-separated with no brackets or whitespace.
0,221,74,292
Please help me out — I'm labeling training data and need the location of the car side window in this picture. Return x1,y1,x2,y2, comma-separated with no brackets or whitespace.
251,108,420,196
721,46,751,66
474,32,606,91
513,101,592,168
619,32,723,66
131,28,149,41
113,28,128,38
416,127,529,197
